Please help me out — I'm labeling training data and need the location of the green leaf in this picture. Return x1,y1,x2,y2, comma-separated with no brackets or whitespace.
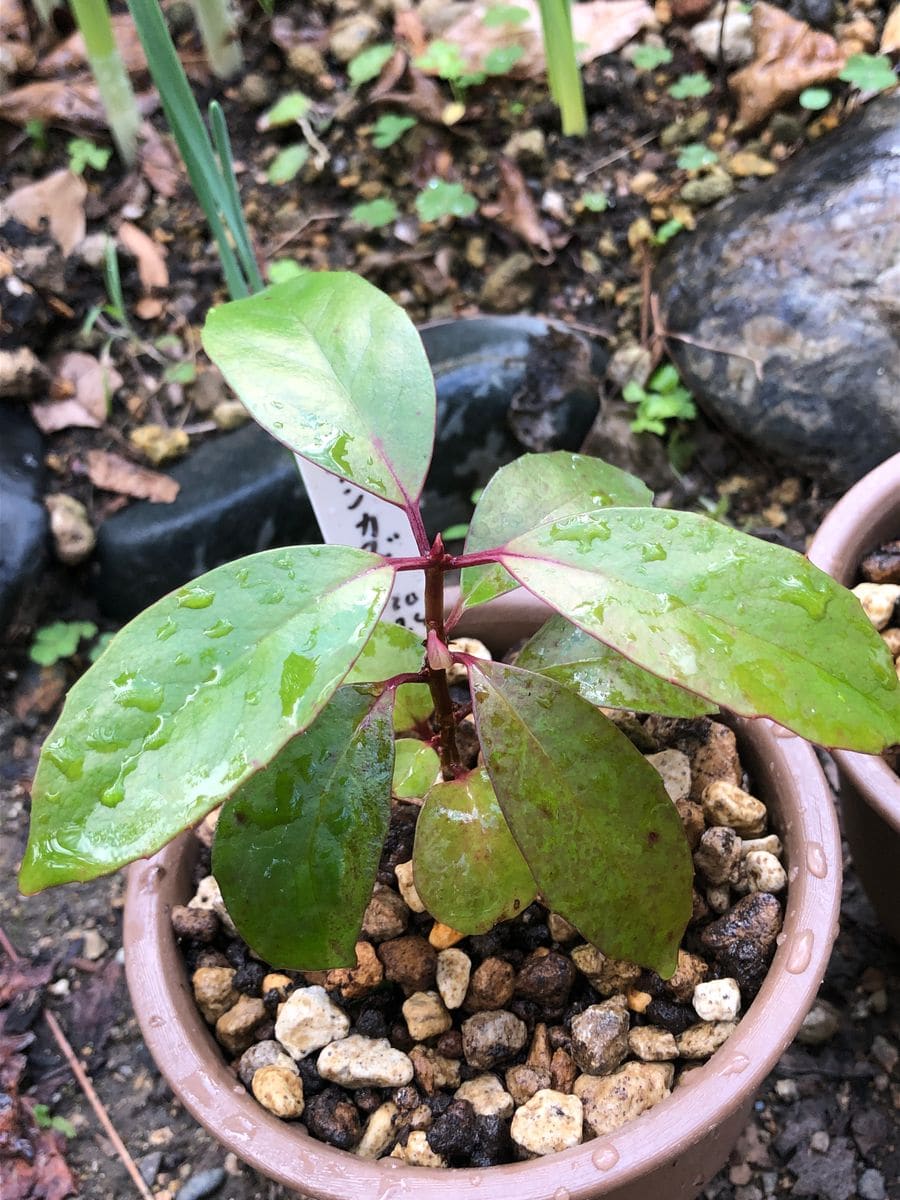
649,364,681,393
348,43,395,86
676,143,718,170
393,684,433,732
484,5,530,27
460,452,652,612
839,53,896,92
654,218,684,245
470,661,691,974
415,179,477,222
484,45,525,75
67,138,111,174
267,259,306,284
497,507,900,752
371,114,417,148
343,619,431,732
351,197,399,229
202,272,437,507
414,40,467,80
267,143,309,185
798,86,831,111
516,613,716,717
668,72,712,99
413,767,537,934
393,737,440,798
259,91,312,129
631,44,673,71
581,191,609,212
214,687,395,968
30,621,98,667
19,546,394,892
32,1105,76,1138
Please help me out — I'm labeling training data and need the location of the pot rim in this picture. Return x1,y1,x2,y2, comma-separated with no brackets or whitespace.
124,596,842,1200
807,451,900,833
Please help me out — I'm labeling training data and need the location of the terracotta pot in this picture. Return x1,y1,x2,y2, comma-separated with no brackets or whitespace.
807,451,900,940
124,593,842,1200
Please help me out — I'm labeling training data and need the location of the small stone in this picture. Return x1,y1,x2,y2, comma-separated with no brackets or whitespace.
570,997,630,1075
402,991,453,1041
503,128,546,165
436,947,471,1009
461,1009,527,1070
429,921,465,950
676,1020,737,1059
287,43,326,78
510,1089,583,1156
575,1062,674,1137
882,627,900,656
547,913,578,943
192,967,239,1024
355,1101,400,1158
549,1047,578,1093
744,849,787,893
728,152,777,178
188,875,236,935
741,834,783,859
408,1045,462,1093
394,861,426,912
505,1064,551,1106
251,1064,305,1118
324,940,384,1000
694,826,743,885
701,892,782,995
274,985,350,1060
464,956,516,1011
480,253,535,312
426,1098,477,1161
514,948,576,1010
172,905,219,943
0,346,47,397
660,110,711,147
627,1026,678,1061
129,423,189,466
45,494,95,565
795,998,840,1045
858,1168,887,1200
317,1035,414,1088
378,935,437,993
390,1129,446,1167
693,978,741,1022
238,72,273,108
305,1085,363,1148
362,885,409,942
680,171,734,206
455,1073,515,1118
175,1168,227,1200
706,884,731,913
702,781,767,835
661,950,709,1003
215,995,268,1055
677,798,707,850
870,1034,898,1074
211,400,249,431
645,749,691,804
690,6,753,65
570,944,642,996
329,13,381,63
236,1040,297,1088
852,583,900,630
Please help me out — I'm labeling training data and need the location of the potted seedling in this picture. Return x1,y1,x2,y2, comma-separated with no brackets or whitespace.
808,451,900,941
18,274,899,1198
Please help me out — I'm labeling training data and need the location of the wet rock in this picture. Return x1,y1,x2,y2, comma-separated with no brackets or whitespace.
274,985,350,1060
796,998,840,1046
402,991,453,1041
575,1062,674,1137
690,3,753,64
408,1045,462,1093
510,1089,583,1156
464,956,516,1011
745,849,787,893
570,944,642,996
236,1040,298,1088
175,1169,227,1200
454,1073,515,1118
514,949,576,1010
215,995,268,1055
305,1085,362,1148
436,947,471,1010
391,1129,446,1167
378,935,438,993
644,996,697,1035
317,1035,414,1088
505,1064,551,1106
701,892,783,995
470,1113,512,1167
694,826,743,885
355,1101,400,1159
461,1010,527,1069
192,967,239,1024
702,781,767,835
426,1098,477,1162
656,96,900,486
171,905,219,943
570,997,630,1075
853,583,900,631
362,885,409,942
0,407,45,632
329,13,381,62
693,979,741,1022
627,1026,678,1061
393,860,426,912
480,253,535,312
251,1064,305,1118
676,1019,738,1058
324,940,384,1000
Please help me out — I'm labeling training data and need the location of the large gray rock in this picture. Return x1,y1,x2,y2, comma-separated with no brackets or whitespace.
0,408,46,633
655,96,899,486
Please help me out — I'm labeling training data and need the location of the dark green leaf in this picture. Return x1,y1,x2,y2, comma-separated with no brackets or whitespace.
516,613,715,717
393,737,440,798
214,687,394,968
19,546,394,892
498,507,900,751
202,273,436,507
394,684,434,732
470,660,692,974
413,767,536,934
460,452,652,612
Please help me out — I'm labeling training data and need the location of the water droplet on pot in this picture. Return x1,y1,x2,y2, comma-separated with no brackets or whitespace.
592,1143,619,1171
788,865,800,884
806,841,828,878
176,585,215,609
720,1052,750,1076
786,929,814,974
553,1189,571,1200
139,864,166,894
148,1014,165,1028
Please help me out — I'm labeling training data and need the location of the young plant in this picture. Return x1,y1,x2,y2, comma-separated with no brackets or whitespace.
536,0,587,135
69,0,141,166
623,363,696,435
415,179,477,222
30,621,99,667
67,137,112,175
370,114,417,149
19,273,900,981
188,0,242,79
668,72,713,99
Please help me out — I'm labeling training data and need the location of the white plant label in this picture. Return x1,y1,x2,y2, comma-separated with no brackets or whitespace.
295,458,426,634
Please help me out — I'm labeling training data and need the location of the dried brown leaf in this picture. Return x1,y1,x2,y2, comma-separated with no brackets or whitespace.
488,157,553,256
378,68,449,122
729,2,846,129
0,960,53,1008
86,449,180,503
36,13,148,77
118,221,168,291
31,352,122,434
394,8,428,58
4,170,87,256
0,1127,77,1200
881,4,900,54
139,126,180,198
0,77,156,133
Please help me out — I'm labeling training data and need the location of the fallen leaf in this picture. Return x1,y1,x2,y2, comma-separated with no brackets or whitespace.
86,448,180,502
729,2,846,129
378,68,449,122
0,960,53,1007
0,77,157,133
139,125,181,198
31,352,122,433
36,13,147,77
0,0,27,39
484,157,554,256
438,0,654,78
394,8,428,57
881,5,900,54
3,170,87,256
129,423,189,465
118,220,168,291
0,1127,77,1200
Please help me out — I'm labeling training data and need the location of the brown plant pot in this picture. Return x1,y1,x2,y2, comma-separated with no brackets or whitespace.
807,451,900,941
124,591,842,1200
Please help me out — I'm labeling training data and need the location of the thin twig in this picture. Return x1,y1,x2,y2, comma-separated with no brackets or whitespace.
650,293,765,381
1,925,153,1200
639,243,652,350
265,210,343,258
716,0,729,89
575,131,658,182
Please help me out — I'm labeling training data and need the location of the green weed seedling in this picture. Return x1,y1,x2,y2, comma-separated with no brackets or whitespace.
30,621,99,667
415,179,477,222
623,363,697,436
19,272,900,981
371,114,417,149
668,72,713,100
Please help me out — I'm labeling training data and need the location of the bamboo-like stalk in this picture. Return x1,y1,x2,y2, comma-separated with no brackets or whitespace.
536,0,588,137
33,0,59,24
69,0,140,165
189,0,242,79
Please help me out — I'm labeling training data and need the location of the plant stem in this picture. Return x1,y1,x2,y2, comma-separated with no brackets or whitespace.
424,549,461,780
189,0,242,80
536,0,588,137
69,0,140,166
33,0,58,24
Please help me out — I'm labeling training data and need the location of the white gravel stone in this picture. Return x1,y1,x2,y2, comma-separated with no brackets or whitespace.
627,1026,678,1061
436,947,471,1010
575,1062,674,1137
251,1065,304,1118
402,991,453,1041
446,637,491,684
317,1035,414,1088
645,749,692,804
547,913,579,943
455,1073,515,1118
394,860,427,912
795,998,840,1045
740,834,783,859
510,1089,583,1156
853,582,900,630
188,875,237,934
355,1102,400,1159
691,4,753,65
701,781,767,835
744,849,787,894
676,1020,738,1059
692,978,741,1023
274,985,350,1061
390,1129,446,1167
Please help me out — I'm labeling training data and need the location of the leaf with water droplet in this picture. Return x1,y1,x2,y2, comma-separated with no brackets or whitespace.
202,272,436,507
498,507,900,752
413,767,537,934
460,452,652,612
392,738,440,799
516,614,715,717
214,687,395,968
470,660,691,975
343,619,431,731
19,546,395,893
